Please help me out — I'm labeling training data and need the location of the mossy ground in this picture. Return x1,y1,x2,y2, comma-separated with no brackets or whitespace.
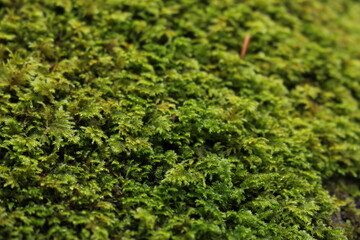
0,0,360,239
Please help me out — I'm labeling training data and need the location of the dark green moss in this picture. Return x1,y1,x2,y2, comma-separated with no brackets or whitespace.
0,0,360,239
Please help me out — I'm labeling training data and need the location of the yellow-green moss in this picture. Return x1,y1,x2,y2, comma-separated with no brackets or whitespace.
0,0,360,239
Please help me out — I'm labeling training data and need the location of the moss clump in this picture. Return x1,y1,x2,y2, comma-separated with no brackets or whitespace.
1,0,360,239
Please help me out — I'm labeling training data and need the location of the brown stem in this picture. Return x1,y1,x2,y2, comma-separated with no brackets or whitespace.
240,35,251,59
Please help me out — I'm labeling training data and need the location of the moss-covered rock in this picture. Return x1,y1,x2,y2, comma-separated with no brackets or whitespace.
0,0,360,239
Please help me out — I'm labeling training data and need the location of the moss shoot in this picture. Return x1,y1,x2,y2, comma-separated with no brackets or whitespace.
1,0,360,239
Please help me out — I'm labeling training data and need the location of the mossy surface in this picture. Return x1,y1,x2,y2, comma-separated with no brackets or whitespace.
0,0,360,239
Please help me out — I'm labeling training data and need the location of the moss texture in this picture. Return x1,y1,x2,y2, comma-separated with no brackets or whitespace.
0,0,360,239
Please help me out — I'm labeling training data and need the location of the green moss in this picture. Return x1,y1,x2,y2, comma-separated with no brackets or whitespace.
0,0,360,239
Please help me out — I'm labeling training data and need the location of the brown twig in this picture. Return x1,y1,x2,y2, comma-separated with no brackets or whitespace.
240,35,251,59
